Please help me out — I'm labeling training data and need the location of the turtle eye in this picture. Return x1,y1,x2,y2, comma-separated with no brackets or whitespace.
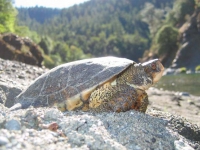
151,63,156,69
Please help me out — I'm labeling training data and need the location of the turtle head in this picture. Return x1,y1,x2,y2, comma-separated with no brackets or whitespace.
142,59,164,84
124,59,164,90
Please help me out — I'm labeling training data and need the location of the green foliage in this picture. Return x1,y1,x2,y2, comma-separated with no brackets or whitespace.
16,0,174,63
50,54,62,66
43,55,55,68
166,0,195,25
14,25,41,43
116,32,148,59
179,67,187,73
154,25,179,56
67,45,89,62
52,42,69,61
18,7,60,24
140,3,164,36
13,0,197,68
195,65,200,71
195,0,200,7
0,0,41,42
41,40,90,68
20,45,30,54
0,0,17,32
43,54,62,68
1,0,197,70
38,36,54,55
51,42,89,62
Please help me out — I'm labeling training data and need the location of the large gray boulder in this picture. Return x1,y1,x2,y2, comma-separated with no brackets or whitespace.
0,105,199,150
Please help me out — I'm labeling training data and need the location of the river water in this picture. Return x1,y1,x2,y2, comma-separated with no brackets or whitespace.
154,73,200,96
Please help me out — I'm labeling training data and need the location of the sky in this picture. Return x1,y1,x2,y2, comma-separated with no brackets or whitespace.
14,0,90,8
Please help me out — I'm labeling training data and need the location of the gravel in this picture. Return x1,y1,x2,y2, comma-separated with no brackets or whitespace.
0,58,48,108
0,105,197,150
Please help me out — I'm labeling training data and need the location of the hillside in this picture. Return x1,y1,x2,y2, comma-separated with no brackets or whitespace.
16,0,175,67
17,7,60,24
0,0,198,70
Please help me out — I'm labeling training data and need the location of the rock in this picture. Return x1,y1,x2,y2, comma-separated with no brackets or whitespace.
149,110,200,143
5,119,21,130
141,8,200,70
0,88,6,104
172,8,200,71
163,68,176,75
0,82,22,108
0,136,9,146
147,88,200,127
196,70,200,74
0,58,48,108
0,33,43,67
0,58,48,86
0,104,199,150
44,109,64,120
2,33,22,50
174,140,194,150
176,92,190,97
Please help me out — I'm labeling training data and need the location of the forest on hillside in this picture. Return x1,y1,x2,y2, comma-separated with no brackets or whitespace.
0,0,198,68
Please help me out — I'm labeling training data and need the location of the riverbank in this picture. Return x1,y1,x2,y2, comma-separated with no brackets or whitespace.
147,88,200,126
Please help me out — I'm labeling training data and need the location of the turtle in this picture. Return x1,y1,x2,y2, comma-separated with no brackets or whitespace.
10,56,164,113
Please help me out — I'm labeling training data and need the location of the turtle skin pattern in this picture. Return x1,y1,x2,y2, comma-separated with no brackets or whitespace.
89,65,150,113
89,84,148,113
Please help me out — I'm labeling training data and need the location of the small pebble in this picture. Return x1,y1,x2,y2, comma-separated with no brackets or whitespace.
0,136,9,145
18,75,25,79
174,140,193,150
179,92,190,97
5,119,21,130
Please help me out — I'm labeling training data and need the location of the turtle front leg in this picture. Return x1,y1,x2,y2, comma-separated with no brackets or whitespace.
136,90,149,113
88,85,117,112
89,84,149,113
108,87,149,113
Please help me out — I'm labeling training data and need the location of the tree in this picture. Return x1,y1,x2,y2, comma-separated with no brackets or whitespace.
173,0,195,24
15,0,176,65
67,45,89,62
0,0,16,32
38,36,54,55
53,42,69,62
140,2,165,37
166,0,195,26
154,25,179,56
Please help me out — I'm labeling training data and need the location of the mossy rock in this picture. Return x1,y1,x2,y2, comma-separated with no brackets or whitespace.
195,65,200,71
179,67,187,73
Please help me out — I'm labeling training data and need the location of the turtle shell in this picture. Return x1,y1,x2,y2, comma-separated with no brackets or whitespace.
14,57,134,110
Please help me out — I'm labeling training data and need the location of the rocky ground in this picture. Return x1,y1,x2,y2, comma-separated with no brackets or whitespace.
147,88,200,127
0,58,200,150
